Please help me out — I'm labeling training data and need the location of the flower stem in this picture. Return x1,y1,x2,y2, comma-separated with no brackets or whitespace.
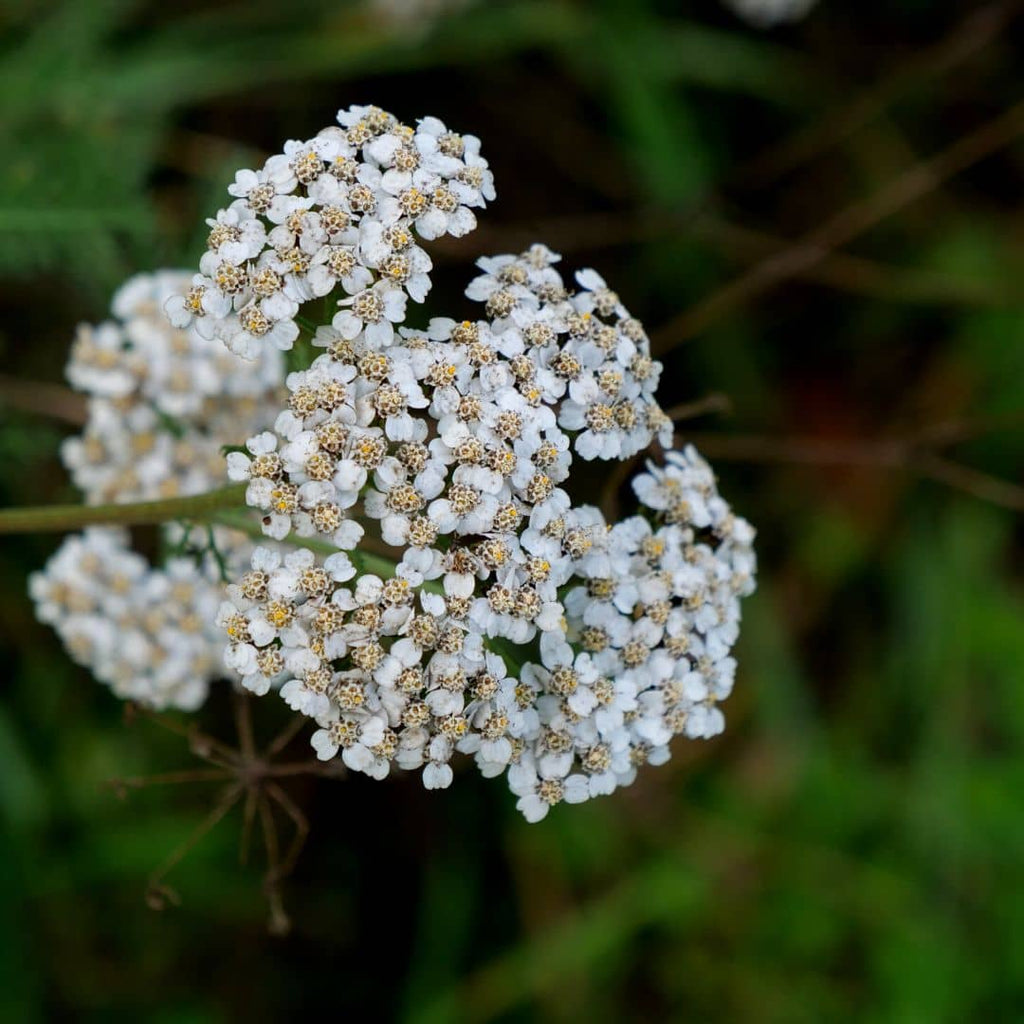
210,510,417,584
0,484,247,535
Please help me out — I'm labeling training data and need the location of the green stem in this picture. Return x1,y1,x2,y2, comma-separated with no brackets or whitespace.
211,511,418,585
0,484,247,535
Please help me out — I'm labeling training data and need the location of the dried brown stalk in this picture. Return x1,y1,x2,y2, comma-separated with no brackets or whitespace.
110,692,341,933
684,428,1024,514
651,98,1024,352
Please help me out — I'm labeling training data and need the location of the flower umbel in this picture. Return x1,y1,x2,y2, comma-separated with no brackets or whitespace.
34,104,757,826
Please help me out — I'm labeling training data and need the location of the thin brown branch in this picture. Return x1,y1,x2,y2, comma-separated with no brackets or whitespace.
120,689,327,920
683,432,905,468
599,450,654,524
239,787,258,868
258,794,291,936
917,453,1024,512
264,781,311,882
128,704,241,768
0,375,87,426
907,409,1024,447
690,216,1021,308
263,759,347,779
665,393,733,422
734,2,1021,189
106,768,232,794
162,129,268,183
683,431,1024,513
145,782,243,910
652,98,1024,353
439,211,1020,310
233,689,256,763
263,713,309,759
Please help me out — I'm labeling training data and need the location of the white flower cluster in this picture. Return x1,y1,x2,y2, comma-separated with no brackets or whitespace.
218,444,755,818
462,249,672,460
62,271,283,505
29,105,758,822
31,271,286,710
182,104,757,820
510,446,756,820
225,245,672,561
722,0,817,29
30,529,223,711
167,105,493,359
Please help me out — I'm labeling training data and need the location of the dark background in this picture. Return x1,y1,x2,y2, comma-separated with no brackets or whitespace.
1,0,1023,1020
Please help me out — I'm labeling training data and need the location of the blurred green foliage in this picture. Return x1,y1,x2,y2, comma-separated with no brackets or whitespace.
1,0,1023,1020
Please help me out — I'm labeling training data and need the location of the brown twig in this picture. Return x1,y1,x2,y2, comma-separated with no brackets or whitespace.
664,393,733,423
263,713,309,759
145,782,243,911
916,453,1024,513
689,216,1020,309
117,691,347,930
264,781,311,883
683,431,1024,513
438,210,1020,310
0,374,87,426
233,689,256,763
733,2,1021,189
107,768,232,792
240,788,258,867
128,704,241,768
907,410,1024,447
652,98,1024,353
263,760,347,779
258,794,291,936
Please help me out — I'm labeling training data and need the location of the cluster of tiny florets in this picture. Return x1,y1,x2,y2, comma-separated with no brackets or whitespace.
63,271,282,505
218,444,755,817
30,529,223,711
187,107,758,820
32,105,758,822
167,105,493,359
463,251,672,460
31,271,285,709
509,446,756,820
226,244,672,561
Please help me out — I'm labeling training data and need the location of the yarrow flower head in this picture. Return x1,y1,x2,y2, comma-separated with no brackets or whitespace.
193,109,753,818
169,105,494,360
34,104,758,825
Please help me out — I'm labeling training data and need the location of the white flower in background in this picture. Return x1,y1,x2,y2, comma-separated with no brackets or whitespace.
722,0,817,29
29,529,225,711
62,270,283,506
32,270,287,711
365,0,477,36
